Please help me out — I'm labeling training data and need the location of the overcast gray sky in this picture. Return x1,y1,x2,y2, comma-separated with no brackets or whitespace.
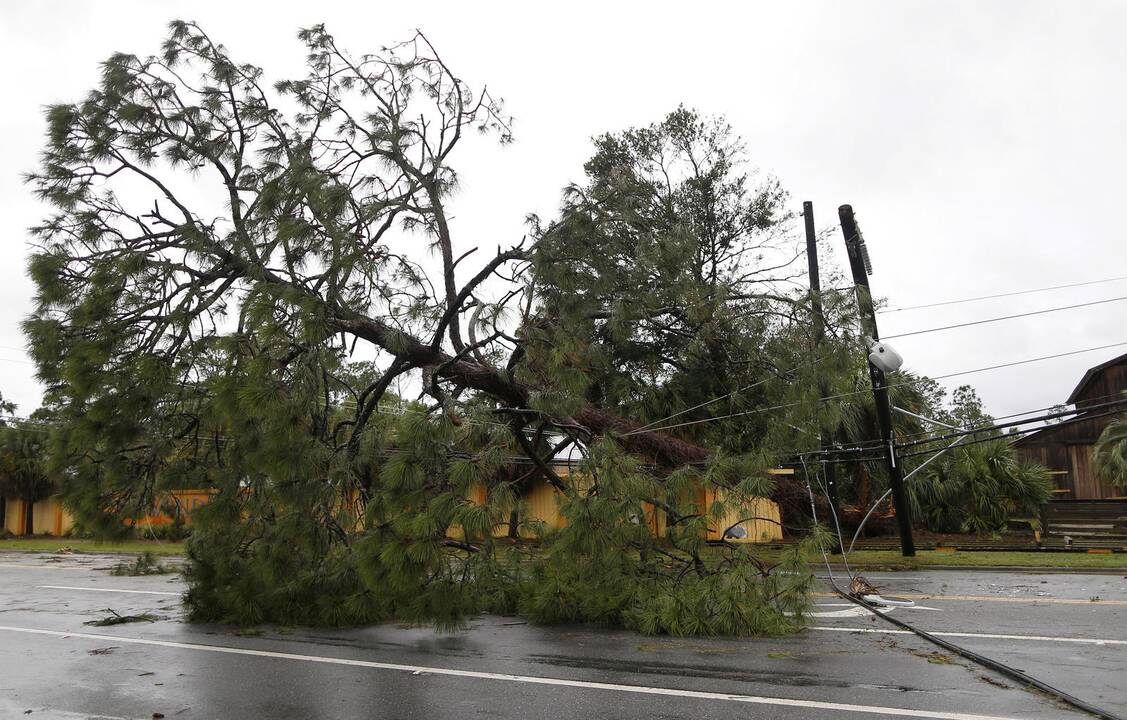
1,0,1125,420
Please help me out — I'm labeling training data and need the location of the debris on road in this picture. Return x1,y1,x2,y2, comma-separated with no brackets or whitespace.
84,609,159,626
111,552,174,576
911,650,953,665
850,575,881,596
87,646,119,655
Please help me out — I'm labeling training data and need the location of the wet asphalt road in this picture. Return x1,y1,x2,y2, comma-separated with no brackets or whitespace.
810,569,1127,715
0,552,1123,719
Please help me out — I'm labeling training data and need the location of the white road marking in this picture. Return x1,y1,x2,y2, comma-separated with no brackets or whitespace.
38,585,180,597
810,626,1127,646
0,624,1025,720
813,592,1127,606
808,604,942,618
0,704,137,720
809,607,873,618
0,563,84,570
816,574,926,581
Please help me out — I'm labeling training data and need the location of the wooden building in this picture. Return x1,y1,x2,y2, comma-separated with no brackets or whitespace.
1014,351,1127,499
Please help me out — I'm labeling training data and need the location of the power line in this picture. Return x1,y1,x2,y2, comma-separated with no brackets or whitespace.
630,340,1127,436
12,336,1127,452
7,338,1126,466
899,408,1127,460
830,393,1127,454
791,404,1127,467
880,274,1127,313
884,295,1127,340
626,351,840,435
11,397,1114,467
623,300,1126,439
5,402,1120,475
896,399,1127,452
891,387,1127,445
928,340,1127,381
819,404,1127,464
836,347,1127,450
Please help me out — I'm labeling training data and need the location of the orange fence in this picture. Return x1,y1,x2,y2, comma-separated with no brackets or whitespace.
7,470,787,543
2,489,216,536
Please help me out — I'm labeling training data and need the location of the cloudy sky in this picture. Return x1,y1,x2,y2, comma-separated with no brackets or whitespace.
1,0,1124,421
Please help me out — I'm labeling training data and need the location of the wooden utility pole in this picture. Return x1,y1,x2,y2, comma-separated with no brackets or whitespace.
838,204,916,557
803,202,840,551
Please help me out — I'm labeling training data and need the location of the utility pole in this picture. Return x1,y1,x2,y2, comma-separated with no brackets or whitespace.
838,204,916,557
803,201,840,552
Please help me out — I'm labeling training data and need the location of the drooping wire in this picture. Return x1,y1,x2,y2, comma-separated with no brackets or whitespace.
896,399,1127,452
804,454,853,579
799,454,848,585
800,401,1127,467
892,388,1127,445
627,340,1127,436
626,348,847,436
805,393,1127,457
898,408,1127,459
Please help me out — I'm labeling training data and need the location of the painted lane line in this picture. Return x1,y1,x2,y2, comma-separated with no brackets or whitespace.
903,594,1127,606
916,593,1127,606
38,585,180,597
808,607,874,618
0,563,86,570
816,575,927,582
808,604,944,618
0,705,137,720
0,625,1025,720
812,592,1127,606
810,626,1127,646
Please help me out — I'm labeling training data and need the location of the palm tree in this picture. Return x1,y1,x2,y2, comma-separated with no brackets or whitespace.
1094,414,1127,492
0,392,17,532
0,428,53,535
909,438,1051,534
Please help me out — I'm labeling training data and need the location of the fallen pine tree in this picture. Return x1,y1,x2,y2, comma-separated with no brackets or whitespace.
27,22,858,633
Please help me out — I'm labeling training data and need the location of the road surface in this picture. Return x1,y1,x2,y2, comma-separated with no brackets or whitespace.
1,552,1123,719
